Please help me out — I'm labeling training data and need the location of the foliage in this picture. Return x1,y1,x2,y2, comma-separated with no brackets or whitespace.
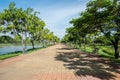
0,2,60,53
63,0,120,59
0,35,14,43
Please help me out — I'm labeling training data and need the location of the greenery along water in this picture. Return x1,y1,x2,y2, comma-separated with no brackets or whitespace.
0,46,41,55
0,2,60,55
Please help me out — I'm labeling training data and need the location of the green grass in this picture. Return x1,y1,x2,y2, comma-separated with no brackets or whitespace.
69,43,120,64
80,45,94,53
79,45,114,56
0,51,22,60
98,53,114,58
110,59,120,64
0,44,54,60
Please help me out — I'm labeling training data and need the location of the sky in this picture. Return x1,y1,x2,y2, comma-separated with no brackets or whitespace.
0,0,90,38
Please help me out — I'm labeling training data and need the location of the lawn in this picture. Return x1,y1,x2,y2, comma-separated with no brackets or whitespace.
0,52,21,60
69,43,120,64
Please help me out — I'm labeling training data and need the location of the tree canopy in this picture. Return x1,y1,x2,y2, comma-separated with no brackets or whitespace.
0,2,60,53
63,0,120,59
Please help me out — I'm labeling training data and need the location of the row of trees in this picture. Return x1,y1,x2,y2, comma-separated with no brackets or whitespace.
62,0,120,59
0,2,59,53
0,36,15,43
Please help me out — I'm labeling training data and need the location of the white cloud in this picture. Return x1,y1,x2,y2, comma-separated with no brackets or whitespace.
40,5,85,24
35,4,86,38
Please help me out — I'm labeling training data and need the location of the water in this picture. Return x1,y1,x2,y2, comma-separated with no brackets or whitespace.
0,46,41,55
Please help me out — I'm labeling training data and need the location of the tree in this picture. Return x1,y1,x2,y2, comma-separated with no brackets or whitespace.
0,2,59,53
86,0,120,59
0,2,47,52
28,13,45,49
0,35,14,43
52,35,60,44
64,0,120,59
0,2,29,53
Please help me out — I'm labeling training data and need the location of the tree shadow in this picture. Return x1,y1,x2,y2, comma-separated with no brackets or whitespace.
56,48,76,50
55,47,120,80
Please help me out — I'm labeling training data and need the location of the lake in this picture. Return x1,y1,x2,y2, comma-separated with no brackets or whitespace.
0,46,41,55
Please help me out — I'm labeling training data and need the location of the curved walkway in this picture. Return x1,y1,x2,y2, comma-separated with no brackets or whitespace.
0,44,120,80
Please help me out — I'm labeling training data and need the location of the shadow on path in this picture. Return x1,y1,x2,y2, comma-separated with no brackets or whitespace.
56,48,76,50
55,47,120,80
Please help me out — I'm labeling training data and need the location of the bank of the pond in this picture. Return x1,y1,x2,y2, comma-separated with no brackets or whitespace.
0,44,53,60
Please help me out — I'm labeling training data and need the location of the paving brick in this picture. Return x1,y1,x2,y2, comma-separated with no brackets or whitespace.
0,44,120,80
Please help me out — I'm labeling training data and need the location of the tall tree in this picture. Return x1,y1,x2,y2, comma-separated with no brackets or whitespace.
69,0,120,59
28,14,45,49
0,2,28,53
86,0,120,58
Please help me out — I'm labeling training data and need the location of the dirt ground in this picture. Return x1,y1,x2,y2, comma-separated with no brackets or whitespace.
0,44,120,80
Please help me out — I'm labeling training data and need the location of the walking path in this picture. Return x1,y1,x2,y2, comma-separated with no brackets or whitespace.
0,44,120,80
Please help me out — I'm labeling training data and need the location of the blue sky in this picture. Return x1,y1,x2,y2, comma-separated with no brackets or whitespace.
0,0,90,38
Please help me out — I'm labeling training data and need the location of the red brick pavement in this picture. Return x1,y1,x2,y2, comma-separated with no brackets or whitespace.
0,44,120,80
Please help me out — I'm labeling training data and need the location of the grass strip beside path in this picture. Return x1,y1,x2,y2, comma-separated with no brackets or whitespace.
0,44,53,60
69,43,120,64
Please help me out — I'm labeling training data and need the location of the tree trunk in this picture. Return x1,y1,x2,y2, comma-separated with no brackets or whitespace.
21,32,26,54
79,43,81,48
93,40,97,54
24,31,27,52
78,39,81,48
21,37,25,54
75,41,77,48
93,35,97,54
83,38,86,50
31,39,35,49
43,41,45,48
113,43,119,59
